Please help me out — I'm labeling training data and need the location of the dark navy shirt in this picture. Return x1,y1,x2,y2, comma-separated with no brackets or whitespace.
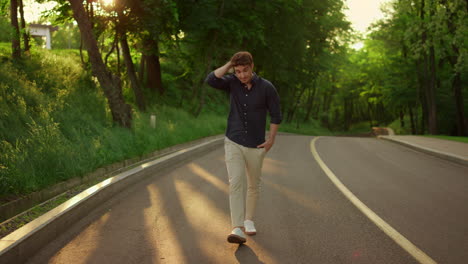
205,71,282,148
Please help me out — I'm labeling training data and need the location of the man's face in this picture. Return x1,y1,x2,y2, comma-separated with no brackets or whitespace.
234,64,254,84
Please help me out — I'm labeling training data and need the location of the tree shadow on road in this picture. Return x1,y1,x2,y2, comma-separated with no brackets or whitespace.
235,244,265,264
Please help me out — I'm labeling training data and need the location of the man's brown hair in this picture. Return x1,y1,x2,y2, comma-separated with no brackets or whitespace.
230,51,253,67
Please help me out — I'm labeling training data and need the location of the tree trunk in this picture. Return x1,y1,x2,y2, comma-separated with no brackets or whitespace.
427,0,438,134
69,0,132,128
120,33,146,111
194,57,214,117
419,0,437,134
443,0,467,136
10,0,21,60
286,85,307,123
418,0,428,134
116,39,121,75
145,38,164,94
104,34,118,66
285,85,299,123
452,72,466,136
420,102,426,134
343,97,353,131
321,83,336,129
399,110,405,128
408,105,416,135
139,54,146,83
78,36,84,64
426,44,438,134
367,102,373,127
18,0,29,53
313,100,321,120
303,80,317,122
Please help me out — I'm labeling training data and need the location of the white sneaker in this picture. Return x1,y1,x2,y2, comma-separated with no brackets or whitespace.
244,220,256,235
227,227,247,244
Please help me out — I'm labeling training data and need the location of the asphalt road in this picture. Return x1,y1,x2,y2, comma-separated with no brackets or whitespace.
27,135,468,264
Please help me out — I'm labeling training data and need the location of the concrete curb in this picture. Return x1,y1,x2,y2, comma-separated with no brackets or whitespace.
385,127,395,136
0,136,224,264
378,136,468,167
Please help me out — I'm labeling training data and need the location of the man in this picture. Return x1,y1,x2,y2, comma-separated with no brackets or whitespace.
205,51,282,244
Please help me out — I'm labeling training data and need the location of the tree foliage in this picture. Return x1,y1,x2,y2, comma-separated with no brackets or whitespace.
324,0,467,135
4,0,465,135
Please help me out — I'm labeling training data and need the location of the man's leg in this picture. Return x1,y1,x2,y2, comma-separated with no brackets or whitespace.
224,138,247,228
244,147,266,222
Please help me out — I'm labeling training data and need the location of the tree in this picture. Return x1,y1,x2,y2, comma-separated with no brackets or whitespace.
132,0,176,95
115,0,146,111
10,0,20,59
440,0,467,136
18,0,29,53
68,0,132,128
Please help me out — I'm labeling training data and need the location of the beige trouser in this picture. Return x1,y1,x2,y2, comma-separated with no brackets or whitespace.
224,137,266,227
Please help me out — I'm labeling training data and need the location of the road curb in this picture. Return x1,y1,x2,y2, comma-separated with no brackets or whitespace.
378,136,468,167
0,135,224,264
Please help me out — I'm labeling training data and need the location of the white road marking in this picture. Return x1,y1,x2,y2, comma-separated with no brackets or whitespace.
310,137,437,264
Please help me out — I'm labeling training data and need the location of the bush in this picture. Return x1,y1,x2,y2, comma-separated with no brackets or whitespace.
0,16,11,43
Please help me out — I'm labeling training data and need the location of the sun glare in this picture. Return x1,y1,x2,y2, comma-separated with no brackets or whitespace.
351,42,364,50
344,0,390,34
101,0,114,7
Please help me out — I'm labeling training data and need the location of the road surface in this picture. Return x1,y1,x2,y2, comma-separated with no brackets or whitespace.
27,135,468,263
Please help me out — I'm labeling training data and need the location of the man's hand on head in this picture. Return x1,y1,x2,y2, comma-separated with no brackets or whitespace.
214,61,234,78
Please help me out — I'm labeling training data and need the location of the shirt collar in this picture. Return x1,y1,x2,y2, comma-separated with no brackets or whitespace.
251,72,259,84
235,72,259,86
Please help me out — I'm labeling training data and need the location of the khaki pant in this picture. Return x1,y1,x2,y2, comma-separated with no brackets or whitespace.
224,137,266,227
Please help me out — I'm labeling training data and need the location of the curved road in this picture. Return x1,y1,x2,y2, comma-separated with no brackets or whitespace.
27,135,468,264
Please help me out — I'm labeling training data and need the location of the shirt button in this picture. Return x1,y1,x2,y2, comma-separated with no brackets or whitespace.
246,94,248,97
245,131,248,133
244,112,247,115
244,104,247,106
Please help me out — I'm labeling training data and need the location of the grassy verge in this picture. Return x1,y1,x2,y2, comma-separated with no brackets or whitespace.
0,45,226,199
349,122,373,133
423,135,468,144
280,119,333,136
387,116,414,135
0,189,78,238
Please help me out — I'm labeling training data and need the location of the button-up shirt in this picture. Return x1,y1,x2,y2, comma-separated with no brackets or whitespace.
205,71,282,148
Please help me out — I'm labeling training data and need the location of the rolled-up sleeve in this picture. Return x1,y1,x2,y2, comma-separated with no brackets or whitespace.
266,84,282,124
205,71,231,91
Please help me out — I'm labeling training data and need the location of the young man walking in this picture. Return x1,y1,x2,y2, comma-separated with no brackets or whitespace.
205,51,282,244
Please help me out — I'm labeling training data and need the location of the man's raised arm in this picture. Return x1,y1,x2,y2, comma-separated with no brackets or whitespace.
205,61,234,91
214,61,233,78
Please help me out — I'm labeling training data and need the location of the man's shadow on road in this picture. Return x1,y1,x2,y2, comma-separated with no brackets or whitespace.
235,244,265,264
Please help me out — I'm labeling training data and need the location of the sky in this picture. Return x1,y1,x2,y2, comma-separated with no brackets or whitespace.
344,0,391,34
23,0,57,24
343,0,392,49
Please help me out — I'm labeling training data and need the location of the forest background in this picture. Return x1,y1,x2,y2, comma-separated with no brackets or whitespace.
0,0,466,198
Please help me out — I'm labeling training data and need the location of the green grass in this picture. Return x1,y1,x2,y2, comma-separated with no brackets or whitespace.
348,122,373,133
423,135,468,144
387,116,414,135
0,45,225,198
280,119,333,136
